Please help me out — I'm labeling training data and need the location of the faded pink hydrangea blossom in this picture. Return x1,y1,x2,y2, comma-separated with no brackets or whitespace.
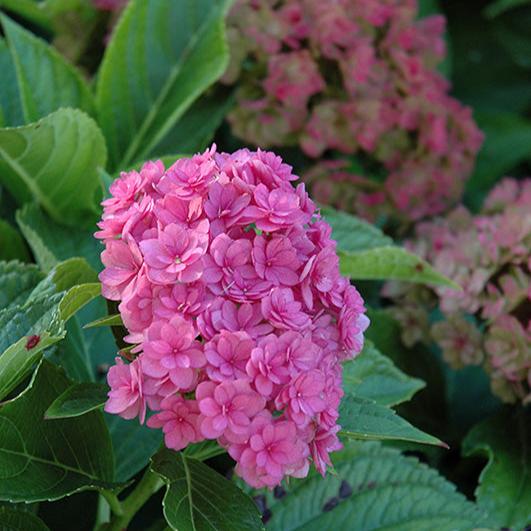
384,178,531,404
97,146,369,487
222,0,483,223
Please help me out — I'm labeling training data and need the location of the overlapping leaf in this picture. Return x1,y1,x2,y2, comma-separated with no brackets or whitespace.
45,382,108,419
339,395,446,447
0,15,94,123
0,360,114,502
265,441,487,530
151,449,263,531
463,410,531,529
0,109,106,228
0,259,100,400
342,341,425,406
96,0,232,170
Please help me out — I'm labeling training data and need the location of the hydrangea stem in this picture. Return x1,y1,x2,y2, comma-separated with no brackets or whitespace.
105,468,164,531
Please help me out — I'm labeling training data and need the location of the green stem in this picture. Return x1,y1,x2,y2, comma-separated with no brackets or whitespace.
106,468,164,531
101,490,124,517
0,0,52,31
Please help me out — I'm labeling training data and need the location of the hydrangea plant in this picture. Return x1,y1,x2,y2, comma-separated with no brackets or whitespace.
0,0,529,530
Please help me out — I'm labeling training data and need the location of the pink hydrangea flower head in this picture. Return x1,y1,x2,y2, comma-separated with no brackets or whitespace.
97,146,369,487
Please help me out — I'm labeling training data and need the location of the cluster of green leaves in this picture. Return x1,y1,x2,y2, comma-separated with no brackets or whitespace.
0,0,528,529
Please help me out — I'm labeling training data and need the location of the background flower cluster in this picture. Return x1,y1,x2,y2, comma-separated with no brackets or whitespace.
384,177,531,404
223,0,484,223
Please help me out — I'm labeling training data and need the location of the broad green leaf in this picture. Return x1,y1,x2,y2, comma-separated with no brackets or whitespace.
0,333,64,402
339,395,446,447
50,299,118,384
339,246,458,288
0,108,106,228
151,449,263,531
0,360,114,502
183,440,226,461
0,260,42,309
0,506,49,530
0,15,94,123
84,313,123,329
0,0,52,30
365,309,448,439
0,38,24,127
106,414,163,483
16,203,103,273
45,382,108,419
96,0,232,170
343,341,425,406
321,206,392,252
266,441,487,530
149,88,235,158
484,0,531,17
463,410,531,529
0,259,100,399
27,257,97,299
0,220,29,262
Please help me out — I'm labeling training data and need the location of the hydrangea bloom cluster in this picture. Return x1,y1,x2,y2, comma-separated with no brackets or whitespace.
223,0,483,222
383,178,531,404
97,146,369,487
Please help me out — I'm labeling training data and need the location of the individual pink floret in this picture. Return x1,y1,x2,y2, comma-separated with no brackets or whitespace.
105,357,146,424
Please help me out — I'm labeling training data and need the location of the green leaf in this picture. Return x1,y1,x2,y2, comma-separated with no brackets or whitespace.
84,313,123,329
484,0,531,17
0,260,42,309
96,0,232,170
50,300,117,384
365,309,448,440
0,220,29,262
339,396,446,447
0,108,106,228
0,15,94,123
0,38,24,127
265,441,487,530
0,506,50,530
321,206,393,252
463,410,531,529
149,88,235,158
183,440,226,461
0,259,100,400
16,203,103,273
343,341,425,406
339,246,458,288
44,382,108,419
151,449,263,531
0,360,115,502
105,414,163,483
0,0,53,31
